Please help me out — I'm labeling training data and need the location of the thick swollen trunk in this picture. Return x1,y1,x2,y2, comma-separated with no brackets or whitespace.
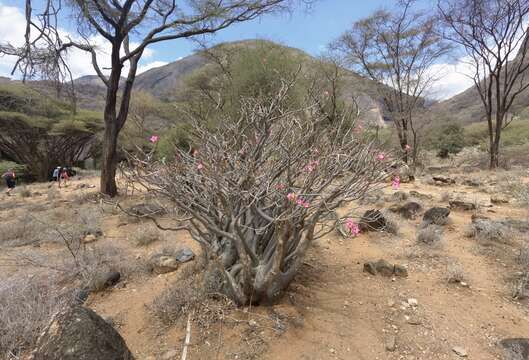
213,223,314,305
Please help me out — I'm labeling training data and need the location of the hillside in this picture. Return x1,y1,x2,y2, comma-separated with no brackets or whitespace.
0,40,388,128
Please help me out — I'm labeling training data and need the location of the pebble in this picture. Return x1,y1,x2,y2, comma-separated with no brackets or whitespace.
407,298,418,307
452,346,468,357
385,335,397,352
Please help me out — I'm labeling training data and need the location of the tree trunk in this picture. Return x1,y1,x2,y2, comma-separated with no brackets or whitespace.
100,122,119,196
99,46,123,197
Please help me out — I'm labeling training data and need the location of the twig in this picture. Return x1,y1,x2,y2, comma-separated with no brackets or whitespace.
181,313,192,360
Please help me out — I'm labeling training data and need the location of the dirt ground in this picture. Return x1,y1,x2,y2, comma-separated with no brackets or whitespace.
1,166,529,360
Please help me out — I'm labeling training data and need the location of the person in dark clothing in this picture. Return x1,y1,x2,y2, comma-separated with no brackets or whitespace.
2,169,16,195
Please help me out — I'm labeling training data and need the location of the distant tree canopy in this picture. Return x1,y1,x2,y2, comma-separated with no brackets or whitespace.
159,41,357,155
0,83,102,180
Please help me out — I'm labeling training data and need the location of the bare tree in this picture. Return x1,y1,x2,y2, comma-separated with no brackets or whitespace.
128,76,393,305
438,0,529,169
0,0,307,196
331,0,449,165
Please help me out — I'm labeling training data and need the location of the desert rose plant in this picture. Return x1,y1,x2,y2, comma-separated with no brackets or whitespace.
128,76,392,305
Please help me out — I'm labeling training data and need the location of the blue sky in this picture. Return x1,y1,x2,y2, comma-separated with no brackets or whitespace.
0,0,470,99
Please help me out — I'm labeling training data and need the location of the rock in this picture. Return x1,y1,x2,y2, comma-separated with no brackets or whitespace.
423,207,450,225
75,183,88,190
452,346,468,357
491,196,509,205
359,209,387,232
363,262,377,275
375,259,394,276
500,338,529,360
449,200,477,211
29,305,133,360
392,191,409,202
407,298,418,307
390,201,422,220
409,190,433,200
83,234,97,244
406,316,422,325
160,349,179,360
127,203,166,217
364,260,408,277
73,288,90,305
150,255,179,274
385,335,397,352
462,179,481,187
248,319,258,327
104,271,121,288
393,264,408,278
432,176,456,185
174,247,195,263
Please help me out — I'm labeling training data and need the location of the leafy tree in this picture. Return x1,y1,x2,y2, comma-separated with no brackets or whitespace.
0,0,311,197
0,84,101,180
331,0,450,165
439,0,529,169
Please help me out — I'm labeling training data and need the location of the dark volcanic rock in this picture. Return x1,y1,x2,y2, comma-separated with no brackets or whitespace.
359,210,387,232
389,201,422,219
30,305,133,360
423,207,450,225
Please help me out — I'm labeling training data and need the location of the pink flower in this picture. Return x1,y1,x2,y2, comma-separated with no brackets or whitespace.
345,218,361,237
392,176,401,189
353,124,363,133
192,149,198,156
149,135,159,143
197,162,204,170
323,90,330,96
287,192,296,201
377,153,386,161
275,183,285,190
303,202,310,208
296,198,304,206
405,144,411,151
305,165,314,173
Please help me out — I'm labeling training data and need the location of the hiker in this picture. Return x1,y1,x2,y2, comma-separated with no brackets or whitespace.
52,166,61,182
2,169,16,195
60,167,69,187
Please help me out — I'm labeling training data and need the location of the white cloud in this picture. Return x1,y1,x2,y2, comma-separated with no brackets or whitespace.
0,3,164,79
137,60,169,74
0,3,28,77
426,59,476,100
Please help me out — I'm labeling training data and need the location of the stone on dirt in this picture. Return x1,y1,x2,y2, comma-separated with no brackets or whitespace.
29,305,133,360
150,254,179,274
359,209,387,232
449,200,477,211
452,346,468,357
385,335,397,352
174,247,195,263
423,207,450,225
389,201,422,219
500,338,529,360
363,259,408,278
432,176,456,185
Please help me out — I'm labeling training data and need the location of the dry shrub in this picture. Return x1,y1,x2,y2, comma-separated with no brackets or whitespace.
0,274,73,359
446,261,466,283
19,187,31,198
151,261,231,327
46,187,59,202
518,240,529,267
440,192,451,202
382,211,400,235
417,225,443,245
466,219,510,243
0,215,50,247
128,223,160,246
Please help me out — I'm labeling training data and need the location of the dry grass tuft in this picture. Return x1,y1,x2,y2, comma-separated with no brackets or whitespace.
128,223,160,246
417,225,443,245
446,261,466,283
0,274,73,359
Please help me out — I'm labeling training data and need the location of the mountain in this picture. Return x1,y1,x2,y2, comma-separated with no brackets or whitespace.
3,40,388,127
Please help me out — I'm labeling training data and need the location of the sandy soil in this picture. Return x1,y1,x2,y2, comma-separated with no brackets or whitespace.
1,169,529,360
